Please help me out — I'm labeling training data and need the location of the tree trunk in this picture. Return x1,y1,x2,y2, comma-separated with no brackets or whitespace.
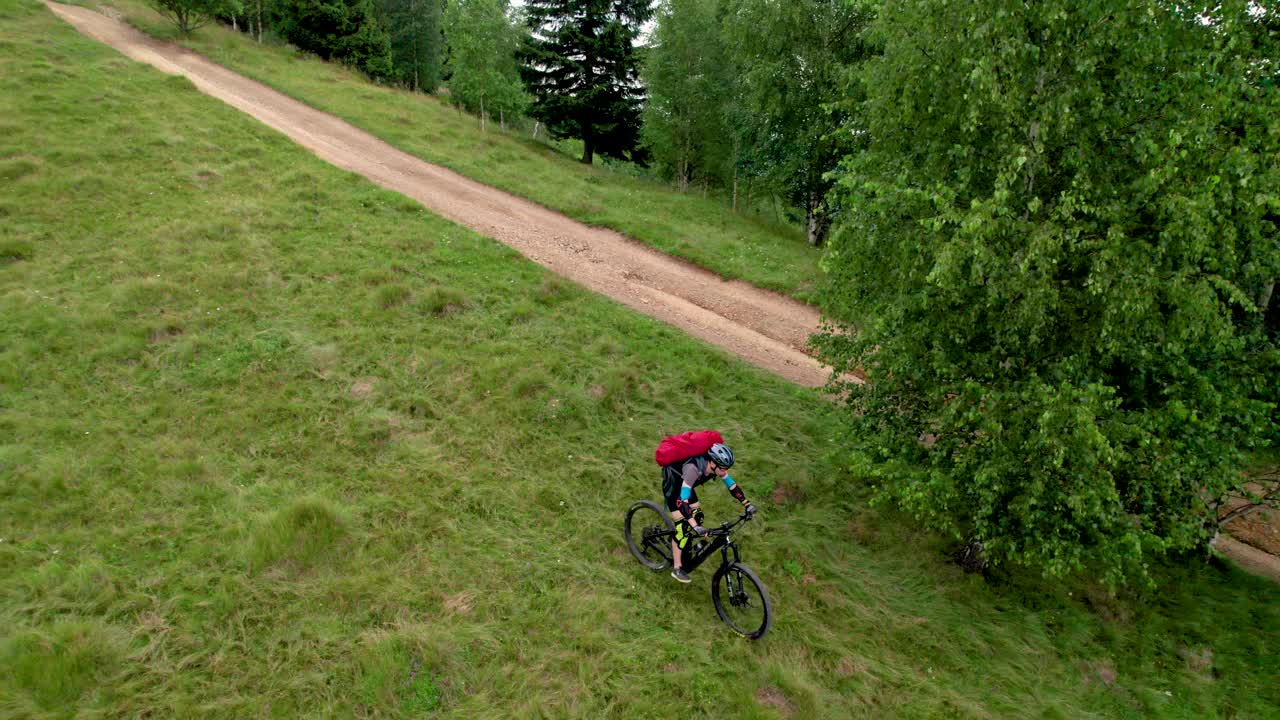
410,0,419,92
732,164,738,211
806,193,831,247
256,0,263,43
678,135,692,192
480,96,486,132
1263,279,1278,335
231,14,237,32
581,135,594,164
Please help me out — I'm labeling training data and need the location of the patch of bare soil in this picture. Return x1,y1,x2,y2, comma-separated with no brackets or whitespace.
1218,480,1280,556
754,687,795,716
45,1,828,387
1224,509,1280,557
348,377,377,398
1212,535,1280,584
1213,476,1280,582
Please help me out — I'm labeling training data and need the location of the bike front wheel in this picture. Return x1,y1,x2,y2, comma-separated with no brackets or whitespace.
624,500,675,572
711,562,772,639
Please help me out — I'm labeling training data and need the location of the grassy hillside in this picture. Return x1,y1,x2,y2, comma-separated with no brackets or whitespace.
3,2,1278,717
95,0,824,302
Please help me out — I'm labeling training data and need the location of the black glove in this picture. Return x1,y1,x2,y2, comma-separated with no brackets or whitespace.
744,503,758,517
692,524,711,537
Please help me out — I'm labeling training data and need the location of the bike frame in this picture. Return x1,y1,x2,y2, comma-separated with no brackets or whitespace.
681,532,740,573
647,515,748,573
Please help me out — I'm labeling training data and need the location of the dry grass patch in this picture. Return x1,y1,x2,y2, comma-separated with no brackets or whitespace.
443,591,474,615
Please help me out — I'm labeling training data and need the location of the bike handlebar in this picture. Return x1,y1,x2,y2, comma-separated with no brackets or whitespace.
703,511,754,537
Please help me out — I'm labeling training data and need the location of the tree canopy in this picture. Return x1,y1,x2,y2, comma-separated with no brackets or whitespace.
641,0,734,191
519,0,653,164
275,0,396,80
721,0,875,246
817,0,1280,585
380,0,444,92
148,0,236,35
444,0,528,123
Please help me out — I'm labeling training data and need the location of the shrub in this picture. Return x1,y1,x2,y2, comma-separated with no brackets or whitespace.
818,0,1280,586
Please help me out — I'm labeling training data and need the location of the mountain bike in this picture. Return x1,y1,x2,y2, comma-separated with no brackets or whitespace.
623,500,773,639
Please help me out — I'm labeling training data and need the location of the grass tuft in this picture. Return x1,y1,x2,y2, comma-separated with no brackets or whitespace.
511,369,551,398
536,275,572,305
246,497,350,570
0,238,33,263
0,154,40,181
0,620,126,713
417,286,467,316
598,364,645,411
356,634,444,714
373,283,411,309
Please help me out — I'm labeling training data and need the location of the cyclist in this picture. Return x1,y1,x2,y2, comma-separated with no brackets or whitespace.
663,442,757,583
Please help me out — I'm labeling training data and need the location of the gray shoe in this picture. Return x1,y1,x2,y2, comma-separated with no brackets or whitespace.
671,567,691,583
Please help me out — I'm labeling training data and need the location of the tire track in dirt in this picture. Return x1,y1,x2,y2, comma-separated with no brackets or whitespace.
46,2,830,387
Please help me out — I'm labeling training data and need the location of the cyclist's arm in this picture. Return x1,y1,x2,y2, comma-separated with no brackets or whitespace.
723,475,751,508
676,464,701,525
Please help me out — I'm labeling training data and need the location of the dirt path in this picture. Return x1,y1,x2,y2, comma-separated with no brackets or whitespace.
1212,535,1280,584
45,2,829,387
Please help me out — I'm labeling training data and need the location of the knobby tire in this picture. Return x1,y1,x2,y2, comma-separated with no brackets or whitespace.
624,500,674,572
711,562,772,640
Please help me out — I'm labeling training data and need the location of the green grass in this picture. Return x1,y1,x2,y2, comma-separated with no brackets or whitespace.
3,1,1278,717
103,0,823,301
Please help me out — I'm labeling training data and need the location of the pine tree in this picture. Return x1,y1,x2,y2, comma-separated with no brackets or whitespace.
519,0,653,165
275,0,395,80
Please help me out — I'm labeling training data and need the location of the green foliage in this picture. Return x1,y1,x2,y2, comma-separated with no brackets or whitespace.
147,0,236,34
443,0,527,121
720,0,875,246
274,0,395,79
519,0,653,164
641,0,734,191
379,0,444,91
818,0,1280,586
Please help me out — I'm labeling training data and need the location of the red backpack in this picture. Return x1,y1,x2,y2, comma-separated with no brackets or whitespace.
654,430,724,466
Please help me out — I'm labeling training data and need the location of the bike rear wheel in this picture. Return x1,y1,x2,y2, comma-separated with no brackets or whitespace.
711,562,772,639
624,500,675,572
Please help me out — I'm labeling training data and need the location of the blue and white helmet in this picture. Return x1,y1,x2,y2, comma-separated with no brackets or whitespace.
706,443,735,468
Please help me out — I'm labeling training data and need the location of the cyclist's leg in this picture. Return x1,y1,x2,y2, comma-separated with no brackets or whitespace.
662,468,682,568
669,495,701,570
